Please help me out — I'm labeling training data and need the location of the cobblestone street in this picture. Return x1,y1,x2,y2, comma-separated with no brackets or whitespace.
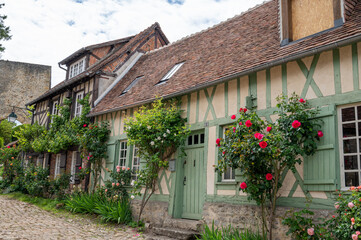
0,195,144,240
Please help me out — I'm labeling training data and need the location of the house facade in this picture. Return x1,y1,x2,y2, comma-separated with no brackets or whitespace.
88,0,361,238
25,23,169,185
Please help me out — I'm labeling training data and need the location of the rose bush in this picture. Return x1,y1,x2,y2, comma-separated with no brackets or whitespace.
216,93,323,239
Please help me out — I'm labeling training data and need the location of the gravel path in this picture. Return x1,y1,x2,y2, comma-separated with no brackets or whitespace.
0,195,144,240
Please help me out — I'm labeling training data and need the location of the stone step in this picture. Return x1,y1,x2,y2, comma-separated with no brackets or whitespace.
149,227,200,240
162,218,203,232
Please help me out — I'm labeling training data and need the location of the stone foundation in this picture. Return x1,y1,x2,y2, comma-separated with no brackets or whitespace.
202,202,332,240
130,199,333,239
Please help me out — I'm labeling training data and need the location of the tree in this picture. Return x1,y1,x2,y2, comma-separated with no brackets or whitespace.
125,98,190,222
216,94,323,240
0,3,11,53
0,119,15,145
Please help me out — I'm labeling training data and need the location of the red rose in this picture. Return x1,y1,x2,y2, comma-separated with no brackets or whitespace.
292,120,301,129
266,126,272,132
7,146,10,148
79,167,82,170
239,108,243,112
259,141,267,149
239,122,242,126
83,124,87,127
266,173,273,180
233,127,236,133
245,120,252,127
299,98,306,103
222,151,225,155
317,130,323,137
243,108,247,113
216,138,221,144
231,115,236,120
240,182,247,189
254,132,264,140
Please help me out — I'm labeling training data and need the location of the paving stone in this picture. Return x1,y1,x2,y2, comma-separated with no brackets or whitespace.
0,195,144,240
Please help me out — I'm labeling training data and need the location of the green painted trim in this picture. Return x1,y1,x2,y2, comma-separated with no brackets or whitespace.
352,43,360,91
205,195,335,210
249,73,257,104
196,91,200,123
157,170,165,195
266,69,271,108
118,111,122,136
168,169,177,217
237,77,241,110
288,181,299,198
282,64,287,95
224,82,228,117
333,48,342,94
214,125,221,189
298,54,323,98
187,94,191,122
293,170,312,198
203,86,217,121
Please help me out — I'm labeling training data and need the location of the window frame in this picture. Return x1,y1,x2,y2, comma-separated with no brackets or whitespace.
221,126,235,182
54,154,61,178
338,103,361,189
69,57,86,79
70,151,77,184
131,146,140,181
117,141,128,167
74,91,84,118
157,62,185,85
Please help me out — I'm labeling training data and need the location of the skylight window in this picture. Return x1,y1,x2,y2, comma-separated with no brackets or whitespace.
120,76,143,95
159,62,184,83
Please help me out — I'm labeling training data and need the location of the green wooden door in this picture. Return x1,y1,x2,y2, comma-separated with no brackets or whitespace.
182,132,205,219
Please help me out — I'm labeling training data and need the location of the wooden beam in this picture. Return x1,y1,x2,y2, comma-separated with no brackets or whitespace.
333,0,343,26
280,0,292,44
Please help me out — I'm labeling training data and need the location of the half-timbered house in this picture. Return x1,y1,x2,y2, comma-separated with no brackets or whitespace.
87,0,361,238
25,23,169,186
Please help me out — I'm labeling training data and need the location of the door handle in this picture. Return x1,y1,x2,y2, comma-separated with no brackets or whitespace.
183,176,187,185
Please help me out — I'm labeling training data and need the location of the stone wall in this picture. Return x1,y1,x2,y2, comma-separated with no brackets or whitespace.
202,202,332,240
0,60,51,124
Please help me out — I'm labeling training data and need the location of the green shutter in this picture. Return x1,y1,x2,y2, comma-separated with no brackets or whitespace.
235,169,245,182
112,141,120,173
304,104,338,191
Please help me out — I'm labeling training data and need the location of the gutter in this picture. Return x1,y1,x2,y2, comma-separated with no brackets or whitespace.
88,33,361,117
94,51,144,106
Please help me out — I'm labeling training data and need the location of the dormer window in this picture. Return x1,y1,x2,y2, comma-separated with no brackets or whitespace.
69,57,86,79
120,76,143,96
157,62,184,85
280,0,344,45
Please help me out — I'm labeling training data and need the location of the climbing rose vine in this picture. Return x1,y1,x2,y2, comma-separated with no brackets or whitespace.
215,93,323,240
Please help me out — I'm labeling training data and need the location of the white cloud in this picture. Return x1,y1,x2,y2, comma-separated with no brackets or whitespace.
1,0,265,87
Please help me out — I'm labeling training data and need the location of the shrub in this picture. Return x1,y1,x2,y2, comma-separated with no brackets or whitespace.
197,223,264,240
23,164,50,197
48,173,71,199
95,197,132,224
104,166,132,198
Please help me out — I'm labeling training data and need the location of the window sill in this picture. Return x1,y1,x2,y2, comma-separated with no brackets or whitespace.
216,181,237,185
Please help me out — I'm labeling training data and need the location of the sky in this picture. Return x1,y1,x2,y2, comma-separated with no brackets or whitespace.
1,0,265,87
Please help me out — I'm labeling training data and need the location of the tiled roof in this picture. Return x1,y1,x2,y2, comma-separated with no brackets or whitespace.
26,22,166,106
90,0,361,116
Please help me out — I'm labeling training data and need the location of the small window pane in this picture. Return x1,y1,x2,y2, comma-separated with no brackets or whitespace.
194,134,199,145
188,136,192,145
358,106,361,120
342,107,355,122
342,123,356,137
345,172,359,187
200,134,205,144
344,155,358,170
344,139,357,153
358,122,361,136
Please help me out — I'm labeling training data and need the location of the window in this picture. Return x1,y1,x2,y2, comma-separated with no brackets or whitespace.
157,62,184,84
280,0,343,45
132,146,140,181
222,126,235,181
339,104,361,188
36,154,44,168
52,101,59,115
70,152,77,184
69,58,85,78
54,154,61,178
118,141,128,167
120,76,143,96
74,91,84,117
186,132,205,146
